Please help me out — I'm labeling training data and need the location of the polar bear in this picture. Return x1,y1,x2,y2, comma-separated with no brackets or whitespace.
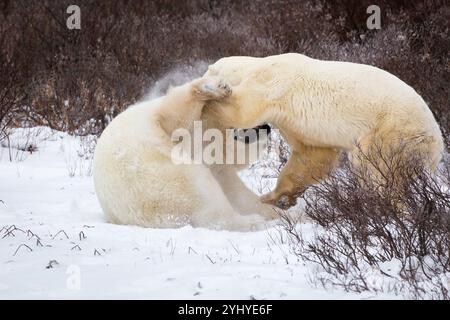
93,76,275,231
203,53,444,208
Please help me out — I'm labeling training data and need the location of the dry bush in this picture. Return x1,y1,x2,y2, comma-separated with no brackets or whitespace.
1,0,278,136
0,6,29,141
280,143,450,299
0,53,23,142
240,0,449,145
1,0,448,142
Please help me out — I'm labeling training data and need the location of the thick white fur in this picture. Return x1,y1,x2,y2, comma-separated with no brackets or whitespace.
93,78,275,231
203,53,444,207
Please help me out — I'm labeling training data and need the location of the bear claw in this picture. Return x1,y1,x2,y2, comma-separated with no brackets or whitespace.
198,77,232,100
260,192,296,210
275,195,296,210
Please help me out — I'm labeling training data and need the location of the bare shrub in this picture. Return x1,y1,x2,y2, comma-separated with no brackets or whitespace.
1,0,279,136
0,9,29,142
280,144,450,299
2,0,447,142
242,0,450,146
63,134,97,177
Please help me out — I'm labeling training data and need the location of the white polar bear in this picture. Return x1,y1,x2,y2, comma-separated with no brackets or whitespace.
93,77,275,231
203,53,444,208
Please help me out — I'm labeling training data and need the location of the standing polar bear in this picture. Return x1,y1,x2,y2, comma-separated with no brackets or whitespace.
93,76,275,231
203,53,444,208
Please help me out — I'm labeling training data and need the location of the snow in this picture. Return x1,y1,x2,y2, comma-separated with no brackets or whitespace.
0,127,396,299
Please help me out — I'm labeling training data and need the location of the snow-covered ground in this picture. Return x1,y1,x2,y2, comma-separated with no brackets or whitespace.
0,127,395,299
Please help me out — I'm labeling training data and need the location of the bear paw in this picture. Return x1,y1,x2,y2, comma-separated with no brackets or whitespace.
260,192,297,210
194,76,232,101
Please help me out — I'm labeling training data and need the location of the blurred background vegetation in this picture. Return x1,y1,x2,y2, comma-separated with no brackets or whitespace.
0,0,448,144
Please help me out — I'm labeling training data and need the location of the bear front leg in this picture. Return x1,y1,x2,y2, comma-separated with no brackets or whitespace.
209,164,278,219
192,76,232,101
261,146,340,209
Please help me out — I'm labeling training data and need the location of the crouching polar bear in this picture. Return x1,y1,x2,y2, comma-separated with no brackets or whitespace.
203,53,444,208
93,76,275,231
